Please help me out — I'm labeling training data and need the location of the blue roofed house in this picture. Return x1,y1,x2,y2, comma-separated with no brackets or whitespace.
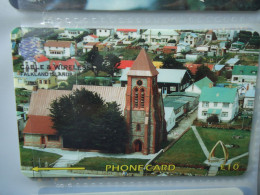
185,77,213,94
225,58,240,69
243,88,255,111
198,87,239,122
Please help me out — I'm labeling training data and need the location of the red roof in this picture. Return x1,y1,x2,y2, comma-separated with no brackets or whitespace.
117,29,137,32
49,58,81,71
23,115,57,135
90,35,98,38
185,63,214,75
163,46,177,49
116,60,134,69
34,54,49,63
44,40,73,48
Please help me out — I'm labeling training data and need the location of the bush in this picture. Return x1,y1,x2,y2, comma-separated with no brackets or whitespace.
207,115,219,124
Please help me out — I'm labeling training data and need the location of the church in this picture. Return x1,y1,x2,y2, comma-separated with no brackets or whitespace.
23,49,167,155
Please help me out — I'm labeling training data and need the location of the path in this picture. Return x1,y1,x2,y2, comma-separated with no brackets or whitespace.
167,109,198,141
191,126,209,157
227,152,249,164
24,146,157,168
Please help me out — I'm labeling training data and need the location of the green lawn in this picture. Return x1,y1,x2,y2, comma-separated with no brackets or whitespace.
15,88,31,106
155,129,206,165
20,144,61,167
73,157,148,173
197,127,250,160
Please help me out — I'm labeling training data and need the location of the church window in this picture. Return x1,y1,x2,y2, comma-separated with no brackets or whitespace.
140,88,145,108
134,88,138,108
136,123,141,131
137,80,143,86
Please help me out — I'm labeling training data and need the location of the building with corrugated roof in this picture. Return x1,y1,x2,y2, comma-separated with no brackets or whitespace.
44,40,76,59
198,87,239,122
231,65,258,84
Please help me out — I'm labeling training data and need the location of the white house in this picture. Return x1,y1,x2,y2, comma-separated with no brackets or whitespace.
96,29,114,37
231,65,258,84
185,77,213,94
59,28,87,39
182,32,198,47
177,42,191,53
44,40,75,59
243,88,255,110
205,30,213,41
196,45,210,52
23,54,50,74
83,35,99,43
83,42,99,53
198,87,239,122
49,58,82,80
116,29,140,39
213,30,238,41
142,29,180,45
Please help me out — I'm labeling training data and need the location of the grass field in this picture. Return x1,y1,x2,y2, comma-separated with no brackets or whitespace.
19,144,61,167
73,157,148,173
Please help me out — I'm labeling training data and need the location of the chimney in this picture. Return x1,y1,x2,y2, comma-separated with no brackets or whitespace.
209,83,213,88
247,84,249,90
17,70,20,75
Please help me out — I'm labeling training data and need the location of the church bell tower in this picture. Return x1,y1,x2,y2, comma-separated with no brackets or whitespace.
124,49,167,155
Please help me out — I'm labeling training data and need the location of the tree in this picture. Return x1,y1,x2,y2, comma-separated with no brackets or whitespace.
49,88,128,153
167,39,176,43
195,65,217,83
161,55,184,69
85,48,104,76
103,54,121,77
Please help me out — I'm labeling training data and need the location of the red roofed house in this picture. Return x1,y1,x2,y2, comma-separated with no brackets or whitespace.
23,49,167,154
116,29,140,39
23,54,50,73
44,40,76,59
114,60,134,76
83,34,99,43
185,63,214,75
163,46,177,54
49,58,82,80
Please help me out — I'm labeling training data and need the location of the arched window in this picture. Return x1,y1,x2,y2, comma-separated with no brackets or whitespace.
136,123,141,131
140,88,145,108
134,88,138,108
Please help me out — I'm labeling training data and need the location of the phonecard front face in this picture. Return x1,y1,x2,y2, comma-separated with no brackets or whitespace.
12,27,259,177
9,0,260,11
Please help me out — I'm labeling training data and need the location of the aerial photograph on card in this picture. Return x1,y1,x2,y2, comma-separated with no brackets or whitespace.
10,0,260,11
11,27,260,177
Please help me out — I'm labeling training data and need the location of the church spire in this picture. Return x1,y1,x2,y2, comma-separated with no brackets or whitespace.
127,49,158,77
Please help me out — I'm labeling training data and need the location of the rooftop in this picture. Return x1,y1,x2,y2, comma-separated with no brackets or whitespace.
232,65,258,76
199,87,237,103
44,40,73,48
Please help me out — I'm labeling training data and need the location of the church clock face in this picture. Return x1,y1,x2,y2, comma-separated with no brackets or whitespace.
137,80,143,86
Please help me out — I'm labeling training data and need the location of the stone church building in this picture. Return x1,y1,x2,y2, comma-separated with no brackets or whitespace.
23,49,167,155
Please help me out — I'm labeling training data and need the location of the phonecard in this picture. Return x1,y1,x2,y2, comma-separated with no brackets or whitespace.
12,27,259,177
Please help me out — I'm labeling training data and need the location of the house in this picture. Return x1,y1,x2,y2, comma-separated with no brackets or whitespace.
141,29,180,45
49,58,82,80
219,41,228,49
59,28,87,39
23,49,167,154
213,64,225,76
163,96,189,119
225,58,240,68
185,77,213,94
83,42,99,53
196,45,210,52
96,42,114,52
163,46,177,54
116,29,139,39
214,30,238,41
231,41,245,50
177,42,191,53
231,65,258,84
120,68,192,94
96,29,114,37
11,27,22,40
243,88,255,111
83,35,99,43
14,72,57,90
184,63,202,75
198,87,239,122
205,30,213,41
182,32,198,47
44,40,76,59
23,54,50,73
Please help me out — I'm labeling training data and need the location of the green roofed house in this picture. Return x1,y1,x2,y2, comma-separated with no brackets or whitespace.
198,87,239,122
185,77,213,94
231,65,258,84
231,41,245,49
11,27,22,40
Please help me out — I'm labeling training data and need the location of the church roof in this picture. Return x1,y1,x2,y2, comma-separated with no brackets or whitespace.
127,49,159,77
